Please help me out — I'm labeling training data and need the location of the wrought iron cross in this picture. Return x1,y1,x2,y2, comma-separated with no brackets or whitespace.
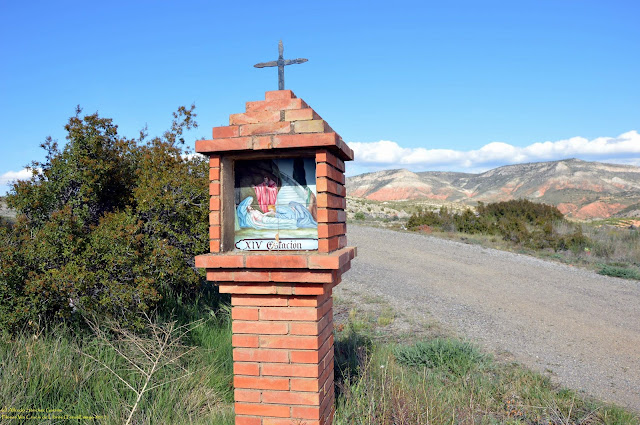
254,40,308,90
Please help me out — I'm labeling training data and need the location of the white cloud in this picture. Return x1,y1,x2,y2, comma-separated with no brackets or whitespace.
349,130,640,174
0,168,34,184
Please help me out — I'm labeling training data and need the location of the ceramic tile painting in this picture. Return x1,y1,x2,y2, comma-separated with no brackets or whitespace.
234,158,318,250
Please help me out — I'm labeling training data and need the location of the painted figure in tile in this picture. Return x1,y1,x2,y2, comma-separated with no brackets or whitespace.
237,196,317,230
253,176,278,213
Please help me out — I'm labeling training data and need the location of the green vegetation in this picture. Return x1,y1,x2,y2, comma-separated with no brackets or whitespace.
407,199,589,252
393,338,488,376
334,308,638,425
598,264,640,280
402,199,640,280
0,289,234,425
0,106,208,334
2,109,638,423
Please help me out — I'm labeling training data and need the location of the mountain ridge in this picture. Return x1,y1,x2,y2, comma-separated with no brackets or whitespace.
346,159,640,219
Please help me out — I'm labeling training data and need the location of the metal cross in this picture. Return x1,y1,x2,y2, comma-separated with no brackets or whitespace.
254,40,308,90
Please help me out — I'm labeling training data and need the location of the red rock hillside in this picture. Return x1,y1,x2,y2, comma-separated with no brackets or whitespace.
346,159,640,220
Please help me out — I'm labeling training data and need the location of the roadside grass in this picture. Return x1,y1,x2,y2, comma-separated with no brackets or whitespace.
0,287,234,425
2,287,638,424
333,309,639,425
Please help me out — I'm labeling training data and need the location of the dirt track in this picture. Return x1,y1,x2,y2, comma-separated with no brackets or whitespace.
336,225,640,411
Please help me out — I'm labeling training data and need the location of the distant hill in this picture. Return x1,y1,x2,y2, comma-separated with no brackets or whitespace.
346,159,640,219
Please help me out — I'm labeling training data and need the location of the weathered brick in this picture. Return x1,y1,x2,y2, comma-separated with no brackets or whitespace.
316,193,346,209
265,90,296,101
290,350,321,364
209,156,220,167
209,225,221,239
261,390,320,406
246,98,306,112
209,167,220,181
293,120,328,133
232,334,259,348
233,321,288,335
235,389,261,402
235,416,261,425
262,363,321,378
259,335,320,350
252,135,273,150
316,163,345,184
262,419,321,425
234,362,260,376
235,402,290,418
232,295,289,306
219,284,278,294
272,133,338,149
317,223,346,239
209,196,221,211
206,270,234,282
289,315,329,336
284,108,320,122
316,150,345,172
233,270,272,282
203,254,244,268
209,240,220,252
245,255,307,269
212,125,239,139
269,270,333,283
291,406,322,420
288,292,330,307
292,283,329,296
230,109,281,125
231,307,259,321
234,348,289,363
318,237,341,253
209,182,220,196
259,307,320,321
234,376,289,390
315,209,346,223
316,178,346,196
196,137,252,153
239,121,291,136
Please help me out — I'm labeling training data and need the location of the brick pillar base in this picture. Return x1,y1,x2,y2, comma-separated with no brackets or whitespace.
196,249,355,425
231,287,335,425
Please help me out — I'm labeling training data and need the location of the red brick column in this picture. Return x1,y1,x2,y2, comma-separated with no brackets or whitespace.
196,251,354,425
195,90,355,425
231,288,335,425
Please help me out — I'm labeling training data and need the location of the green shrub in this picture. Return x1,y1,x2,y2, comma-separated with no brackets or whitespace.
0,106,208,334
393,338,488,377
598,265,640,280
406,199,591,252
354,211,365,220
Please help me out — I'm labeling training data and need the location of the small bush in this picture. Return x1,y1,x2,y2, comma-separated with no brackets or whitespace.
0,106,208,334
393,338,488,377
354,211,365,220
598,265,640,280
407,199,591,252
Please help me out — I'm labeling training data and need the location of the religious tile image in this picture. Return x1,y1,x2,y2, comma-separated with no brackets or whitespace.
234,158,318,251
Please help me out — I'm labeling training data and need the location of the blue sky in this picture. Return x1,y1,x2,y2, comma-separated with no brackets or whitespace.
1,0,639,194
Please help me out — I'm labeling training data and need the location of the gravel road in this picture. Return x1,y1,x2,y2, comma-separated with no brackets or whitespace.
335,225,640,411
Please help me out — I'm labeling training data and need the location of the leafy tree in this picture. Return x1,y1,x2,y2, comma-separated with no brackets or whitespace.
0,106,208,334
